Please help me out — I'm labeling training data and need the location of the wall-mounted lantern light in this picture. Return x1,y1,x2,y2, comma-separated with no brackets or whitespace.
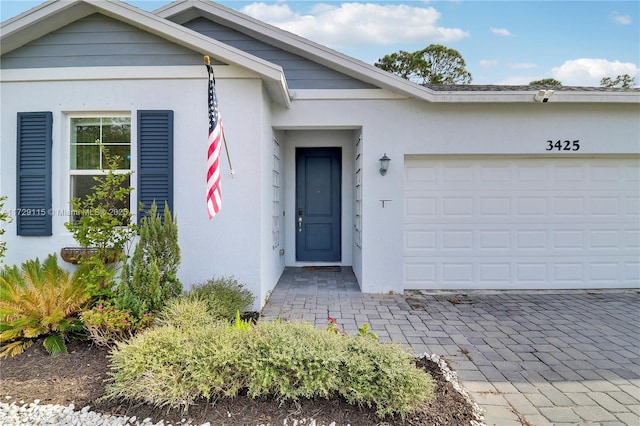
379,153,391,176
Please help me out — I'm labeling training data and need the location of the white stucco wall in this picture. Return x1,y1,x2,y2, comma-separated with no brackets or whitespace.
3,70,639,298
273,94,640,293
258,86,285,307
0,66,274,309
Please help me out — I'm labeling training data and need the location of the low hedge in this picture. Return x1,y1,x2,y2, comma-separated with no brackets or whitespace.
105,303,434,418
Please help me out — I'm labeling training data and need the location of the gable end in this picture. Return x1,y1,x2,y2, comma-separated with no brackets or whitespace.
1,13,216,69
182,17,374,90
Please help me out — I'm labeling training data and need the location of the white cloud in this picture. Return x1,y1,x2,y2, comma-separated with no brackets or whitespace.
552,58,640,86
479,59,498,68
490,27,511,36
241,2,296,22
508,63,536,70
240,2,469,48
611,12,632,25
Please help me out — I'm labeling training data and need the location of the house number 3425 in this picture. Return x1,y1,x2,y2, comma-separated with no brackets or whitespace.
546,140,580,151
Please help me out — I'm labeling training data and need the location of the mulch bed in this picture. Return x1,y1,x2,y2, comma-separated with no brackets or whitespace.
0,339,479,425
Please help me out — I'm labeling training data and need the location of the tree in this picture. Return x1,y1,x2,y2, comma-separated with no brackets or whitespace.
117,201,181,318
600,74,635,88
375,44,472,85
529,78,562,86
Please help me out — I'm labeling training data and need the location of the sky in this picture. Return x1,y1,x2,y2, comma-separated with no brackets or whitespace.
1,0,639,86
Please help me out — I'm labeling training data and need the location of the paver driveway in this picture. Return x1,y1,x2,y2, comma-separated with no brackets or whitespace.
261,267,640,425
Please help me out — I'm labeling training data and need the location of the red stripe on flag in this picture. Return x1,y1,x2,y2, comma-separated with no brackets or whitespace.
206,64,224,220
207,130,222,219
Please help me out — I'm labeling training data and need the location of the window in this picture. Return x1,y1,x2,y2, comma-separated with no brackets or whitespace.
272,137,281,248
354,134,362,248
69,115,131,217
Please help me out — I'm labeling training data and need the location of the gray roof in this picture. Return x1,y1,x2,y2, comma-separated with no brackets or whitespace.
422,84,640,92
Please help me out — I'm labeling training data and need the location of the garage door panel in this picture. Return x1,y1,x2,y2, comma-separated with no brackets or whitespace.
627,196,640,215
405,258,638,289
403,157,640,289
625,262,640,283
406,225,632,254
406,195,636,221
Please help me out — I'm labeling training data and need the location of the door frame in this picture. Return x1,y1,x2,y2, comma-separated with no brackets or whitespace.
279,129,357,267
295,147,342,261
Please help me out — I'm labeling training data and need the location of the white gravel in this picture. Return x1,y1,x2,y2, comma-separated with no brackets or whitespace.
0,399,334,426
0,399,163,426
1,353,485,426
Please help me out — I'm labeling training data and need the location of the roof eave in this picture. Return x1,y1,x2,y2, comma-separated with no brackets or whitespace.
0,0,95,52
155,0,440,102
427,91,640,103
156,1,640,105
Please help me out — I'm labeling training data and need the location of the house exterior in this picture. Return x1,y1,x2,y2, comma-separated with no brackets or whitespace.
1,0,639,309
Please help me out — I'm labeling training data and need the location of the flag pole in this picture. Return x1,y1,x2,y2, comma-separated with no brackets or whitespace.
204,55,235,178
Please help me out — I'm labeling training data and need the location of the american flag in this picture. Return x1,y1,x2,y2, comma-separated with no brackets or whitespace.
206,62,223,219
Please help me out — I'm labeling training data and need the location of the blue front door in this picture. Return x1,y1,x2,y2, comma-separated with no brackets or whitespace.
295,147,341,261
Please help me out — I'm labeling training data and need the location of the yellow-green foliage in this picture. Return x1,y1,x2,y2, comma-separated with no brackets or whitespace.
242,321,344,400
187,276,254,320
155,297,215,329
0,254,89,357
106,323,247,407
106,301,434,418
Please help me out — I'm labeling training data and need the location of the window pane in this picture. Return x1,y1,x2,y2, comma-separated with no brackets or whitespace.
102,118,131,144
70,175,97,201
102,145,131,169
72,145,100,170
70,174,131,222
71,118,100,144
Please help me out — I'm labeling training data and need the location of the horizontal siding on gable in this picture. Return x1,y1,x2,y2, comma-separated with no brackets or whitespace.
183,17,375,90
1,14,217,69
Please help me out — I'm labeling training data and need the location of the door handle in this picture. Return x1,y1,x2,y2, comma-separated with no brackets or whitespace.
298,216,302,232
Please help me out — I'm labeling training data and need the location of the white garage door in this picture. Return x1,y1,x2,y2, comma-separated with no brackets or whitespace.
403,157,640,289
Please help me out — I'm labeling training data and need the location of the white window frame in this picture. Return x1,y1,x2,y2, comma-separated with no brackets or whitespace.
354,134,362,248
272,137,281,249
67,112,133,221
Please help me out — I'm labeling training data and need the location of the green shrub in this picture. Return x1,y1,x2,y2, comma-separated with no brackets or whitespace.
0,254,89,357
80,302,153,348
242,321,344,400
338,335,434,417
106,323,247,407
155,297,216,330
187,276,254,320
64,149,137,301
64,150,136,258
0,196,12,263
74,255,118,302
117,201,181,318
105,314,433,418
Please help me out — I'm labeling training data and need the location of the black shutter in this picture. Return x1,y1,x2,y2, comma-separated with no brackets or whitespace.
137,110,174,221
16,112,53,236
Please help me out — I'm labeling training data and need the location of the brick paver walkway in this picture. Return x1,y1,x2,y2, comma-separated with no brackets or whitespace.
261,267,640,426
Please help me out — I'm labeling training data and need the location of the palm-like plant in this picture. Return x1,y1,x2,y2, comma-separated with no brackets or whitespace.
0,254,89,358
